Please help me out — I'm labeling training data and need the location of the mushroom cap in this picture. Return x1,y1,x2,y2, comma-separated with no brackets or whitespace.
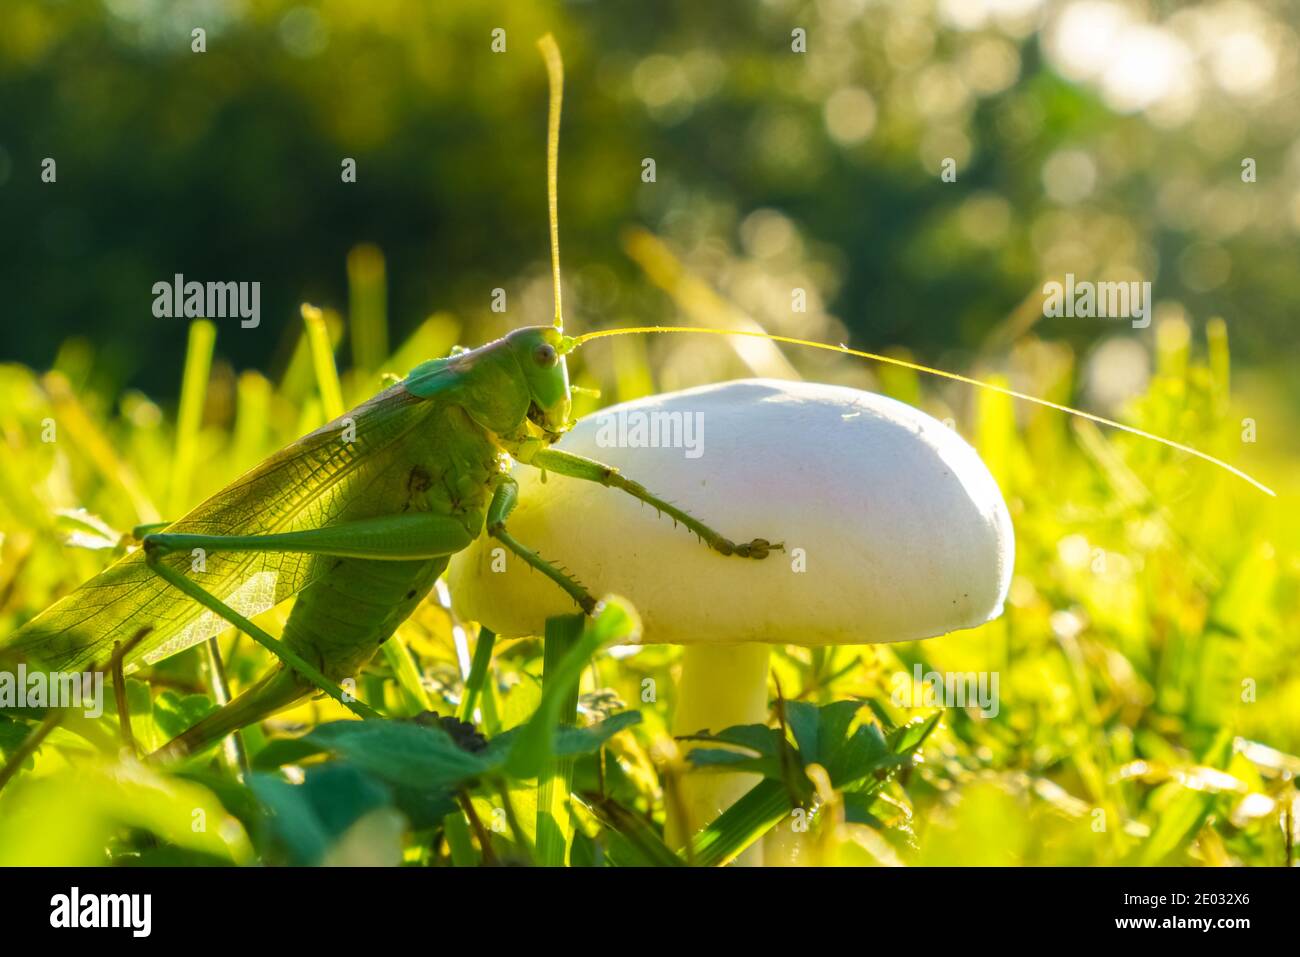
448,378,1014,645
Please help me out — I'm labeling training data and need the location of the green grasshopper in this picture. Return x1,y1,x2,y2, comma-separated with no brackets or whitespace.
0,36,779,764
0,35,1273,768
4,321,775,762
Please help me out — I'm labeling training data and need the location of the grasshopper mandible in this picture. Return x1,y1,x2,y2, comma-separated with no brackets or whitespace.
0,35,1273,769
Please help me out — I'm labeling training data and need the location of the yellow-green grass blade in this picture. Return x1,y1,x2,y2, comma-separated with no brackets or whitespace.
347,244,389,376
168,320,216,517
302,304,346,420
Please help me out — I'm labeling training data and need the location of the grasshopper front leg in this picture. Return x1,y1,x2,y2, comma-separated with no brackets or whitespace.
486,476,599,615
524,448,782,559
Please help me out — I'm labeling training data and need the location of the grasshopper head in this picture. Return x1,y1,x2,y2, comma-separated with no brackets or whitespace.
506,325,572,439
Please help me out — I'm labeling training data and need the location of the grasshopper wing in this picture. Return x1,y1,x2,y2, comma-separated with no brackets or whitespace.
3,384,439,673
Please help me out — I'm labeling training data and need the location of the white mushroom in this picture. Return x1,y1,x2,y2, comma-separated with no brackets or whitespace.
448,378,1014,860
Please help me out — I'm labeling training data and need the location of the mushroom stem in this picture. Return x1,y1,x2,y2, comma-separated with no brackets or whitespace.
667,642,772,865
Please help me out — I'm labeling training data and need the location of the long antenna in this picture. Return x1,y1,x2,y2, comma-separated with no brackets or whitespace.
571,325,1275,497
538,34,564,329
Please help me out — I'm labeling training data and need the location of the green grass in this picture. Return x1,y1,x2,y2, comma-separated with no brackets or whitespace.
0,244,1296,867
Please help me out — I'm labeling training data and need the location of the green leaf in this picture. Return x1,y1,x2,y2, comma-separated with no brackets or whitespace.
887,711,942,756
553,710,642,756
152,690,217,740
824,721,893,788
685,747,780,779
864,698,898,733
306,719,493,790
302,763,393,839
1,759,253,866
678,722,780,756
680,700,932,796
842,791,886,827
389,784,458,830
480,708,642,765
785,700,821,762
842,793,918,850
0,715,31,756
249,774,331,866
815,700,871,762
250,764,397,866
0,715,36,775
250,736,326,770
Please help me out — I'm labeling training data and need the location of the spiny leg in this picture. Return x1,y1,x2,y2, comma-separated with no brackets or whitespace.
143,513,478,724
129,521,247,773
526,447,782,559
487,477,597,615
145,553,379,721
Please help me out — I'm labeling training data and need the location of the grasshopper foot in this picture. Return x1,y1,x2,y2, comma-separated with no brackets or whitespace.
727,538,783,560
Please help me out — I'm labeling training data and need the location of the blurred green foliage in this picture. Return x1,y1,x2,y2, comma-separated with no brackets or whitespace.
2,0,1298,401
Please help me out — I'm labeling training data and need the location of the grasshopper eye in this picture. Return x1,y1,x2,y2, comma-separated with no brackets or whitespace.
533,343,558,368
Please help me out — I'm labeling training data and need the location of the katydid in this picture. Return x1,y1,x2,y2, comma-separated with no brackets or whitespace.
3,317,777,763
0,33,1274,773
0,35,782,765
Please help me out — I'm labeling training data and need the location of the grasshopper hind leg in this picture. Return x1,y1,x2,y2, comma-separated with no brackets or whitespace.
150,666,311,764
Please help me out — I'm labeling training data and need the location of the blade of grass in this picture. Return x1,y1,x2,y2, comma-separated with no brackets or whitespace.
496,777,536,863
281,307,343,399
301,304,346,420
347,245,389,376
534,614,584,867
382,313,460,383
41,372,160,524
382,635,433,714
232,370,271,470
577,793,684,867
512,602,639,865
457,628,496,723
169,319,216,515
459,793,498,865
686,778,791,867
443,810,477,866
507,602,638,780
